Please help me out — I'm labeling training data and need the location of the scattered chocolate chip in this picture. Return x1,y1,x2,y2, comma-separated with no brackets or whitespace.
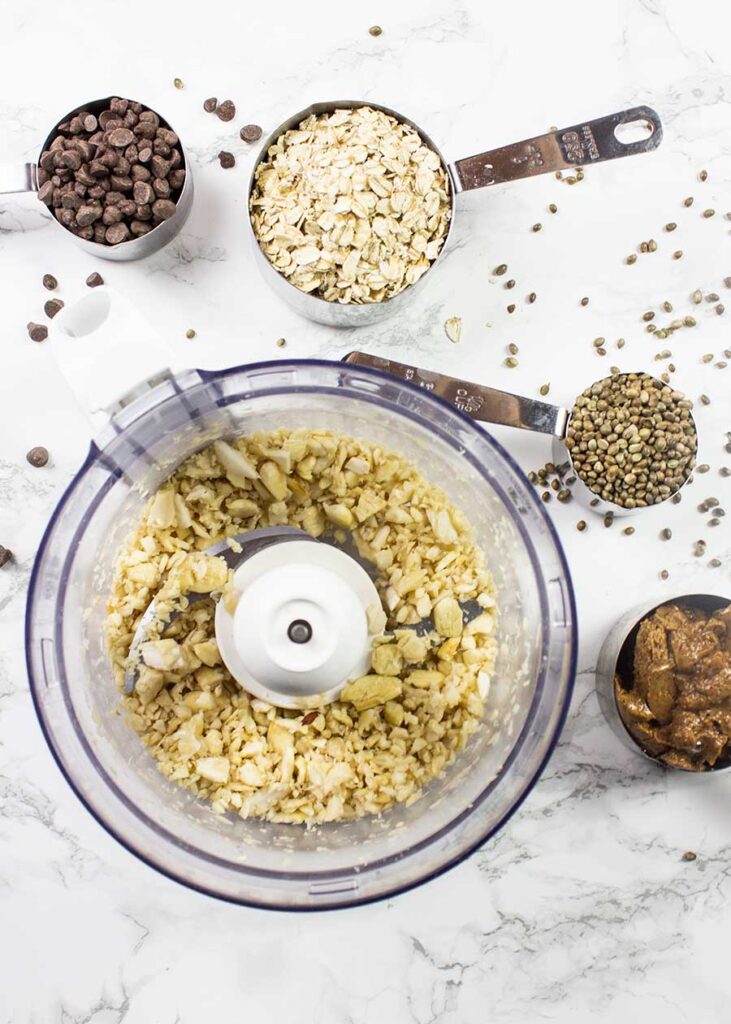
27,322,48,342
203,97,217,113
218,150,235,169
42,274,58,291
0,545,12,568
216,100,236,122
44,298,64,319
239,124,263,143
86,272,104,288
26,446,49,467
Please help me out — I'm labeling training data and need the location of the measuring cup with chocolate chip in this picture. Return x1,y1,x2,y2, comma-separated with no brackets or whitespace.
0,96,193,260
345,355,697,517
248,101,662,326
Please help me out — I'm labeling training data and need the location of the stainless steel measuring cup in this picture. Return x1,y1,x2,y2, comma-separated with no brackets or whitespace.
596,591,731,772
343,352,696,518
247,100,662,326
0,96,193,261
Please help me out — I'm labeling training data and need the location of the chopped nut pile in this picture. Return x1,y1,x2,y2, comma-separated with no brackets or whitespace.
106,429,497,824
249,106,451,304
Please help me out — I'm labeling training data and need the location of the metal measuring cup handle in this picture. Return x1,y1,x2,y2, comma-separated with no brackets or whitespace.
0,164,38,195
451,106,662,191
342,351,568,436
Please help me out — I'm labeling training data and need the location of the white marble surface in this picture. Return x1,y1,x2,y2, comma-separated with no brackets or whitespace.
2,0,731,1020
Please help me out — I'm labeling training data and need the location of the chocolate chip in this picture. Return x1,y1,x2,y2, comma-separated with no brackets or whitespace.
38,181,55,205
240,124,262,143
152,177,170,198
0,545,12,568
218,151,235,169
216,100,236,122
150,155,171,179
86,272,104,288
151,199,176,221
42,274,58,291
130,220,152,237
105,222,131,244
138,146,152,163
27,322,48,342
26,446,49,467
82,113,97,132
76,204,102,227
132,180,155,205
44,298,64,318
107,127,135,148
203,97,217,113
168,169,186,191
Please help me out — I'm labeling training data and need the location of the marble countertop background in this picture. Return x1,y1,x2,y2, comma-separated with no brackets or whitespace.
1,0,730,1020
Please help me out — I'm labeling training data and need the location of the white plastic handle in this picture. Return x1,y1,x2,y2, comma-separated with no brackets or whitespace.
50,286,180,429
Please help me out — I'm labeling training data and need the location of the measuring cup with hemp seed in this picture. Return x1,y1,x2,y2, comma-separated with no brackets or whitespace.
344,355,698,518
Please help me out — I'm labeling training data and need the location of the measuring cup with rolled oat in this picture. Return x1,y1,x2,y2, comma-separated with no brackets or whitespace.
248,101,662,326
345,352,697,518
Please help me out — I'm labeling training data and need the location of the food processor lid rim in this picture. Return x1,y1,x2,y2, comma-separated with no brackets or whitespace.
25,362,577,907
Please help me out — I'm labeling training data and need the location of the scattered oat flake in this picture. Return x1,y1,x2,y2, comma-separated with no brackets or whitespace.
444,316,462,343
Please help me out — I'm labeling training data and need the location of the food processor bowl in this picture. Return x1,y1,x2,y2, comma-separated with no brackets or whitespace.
26,360,576,910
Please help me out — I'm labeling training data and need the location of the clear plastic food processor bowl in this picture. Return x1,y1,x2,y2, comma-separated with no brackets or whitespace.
26,360,576,910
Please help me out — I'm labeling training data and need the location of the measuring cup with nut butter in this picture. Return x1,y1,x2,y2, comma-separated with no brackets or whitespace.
344,353,697,518
596,593,731,772
0,96,193,260
247,100,662,326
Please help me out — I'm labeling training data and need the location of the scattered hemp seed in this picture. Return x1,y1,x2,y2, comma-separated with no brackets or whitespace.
596,347,607,356
642,311,655,322
672,493,682,504
684,197,694,207
610,366,620,375
626,254,638,265
721,467,731,478
716,361,728,369
716,304,725,315
672,250,683,260
617,338,625,349
494,264,508,276
593,337,605,348
623,526,635,536
276,337,287,348
702,354,713,363
660,569,670,580
549,203,558,213
557,488,571,503
692,289,703,304
665,222,677,231
604,512,614,528
507,304,516,314
42,274,57,291
173,78,184,90
699,169,708,182
725,277,731,289
696,464,710,474
507,342,519,355
505,279,516,289
539,383,550,396
0,545,12,568
682,850,698,862
576,520,587,531
661,527,672,540
369,24,383,35
694,540,706,557
532,223,542,232
706,292,720,302
663,301,673,312
541,491,551,502
528,292,536,304
648,239,658,252
504,357,518,368
709,517,721,526
580,296,589,306
646,324,657,334
684,315,696,327
702,209,715,218
555,171,562,180
641,242,649,254
699,394,711,405
185,329,196,339
668,363,676,373
709,558,722,568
